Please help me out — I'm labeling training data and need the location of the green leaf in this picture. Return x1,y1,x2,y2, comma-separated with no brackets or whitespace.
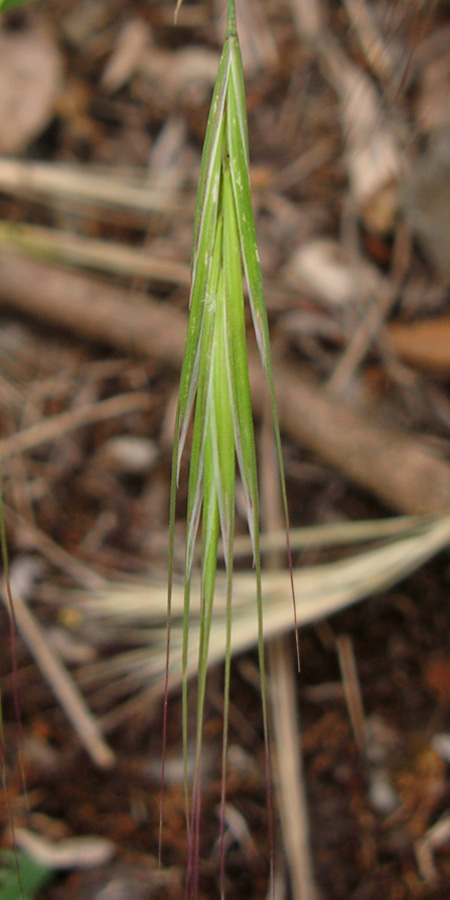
0,0,39,11
0,850,53,900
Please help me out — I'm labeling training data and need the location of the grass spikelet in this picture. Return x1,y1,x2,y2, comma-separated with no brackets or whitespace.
160,0,296,892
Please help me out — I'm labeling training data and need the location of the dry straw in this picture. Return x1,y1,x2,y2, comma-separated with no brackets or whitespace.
71,513,450,714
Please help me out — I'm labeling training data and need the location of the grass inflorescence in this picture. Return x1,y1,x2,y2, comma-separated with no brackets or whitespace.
161,0,296,894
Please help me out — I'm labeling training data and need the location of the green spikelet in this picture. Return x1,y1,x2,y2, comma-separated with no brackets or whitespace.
161,0,296,891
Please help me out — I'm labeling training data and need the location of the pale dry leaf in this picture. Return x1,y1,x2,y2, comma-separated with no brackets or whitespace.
14,828,115,870
311,28,402,232
338,65,400,229
96,435,158,474
102,18,151,93
283,237,383,307
139,46,219,104
0,24,62,154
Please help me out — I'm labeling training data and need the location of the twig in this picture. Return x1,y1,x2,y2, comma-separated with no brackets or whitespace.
0,392,153,463
274,138,335,192
0,221,190,287
0,158,190,219
415,812,450,883
2,251,450,515
268,648,317,900
0,250,187,366
290,0,401,228
0,575,115,769
328,222,410,393
5,507,106,591
341,0,396,83
261,412,318,900
336,634,366,753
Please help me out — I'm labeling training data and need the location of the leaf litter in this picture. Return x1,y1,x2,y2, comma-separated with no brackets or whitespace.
1,1,450,899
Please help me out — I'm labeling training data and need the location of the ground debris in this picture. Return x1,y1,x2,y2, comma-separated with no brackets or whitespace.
1,1,450,899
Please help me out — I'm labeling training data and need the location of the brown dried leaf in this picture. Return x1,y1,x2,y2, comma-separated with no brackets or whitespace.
388,315,450,375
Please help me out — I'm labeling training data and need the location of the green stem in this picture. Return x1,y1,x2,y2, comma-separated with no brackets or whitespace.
227,0,236,37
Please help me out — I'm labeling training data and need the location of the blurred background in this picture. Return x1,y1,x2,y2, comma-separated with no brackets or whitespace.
2,0,450,898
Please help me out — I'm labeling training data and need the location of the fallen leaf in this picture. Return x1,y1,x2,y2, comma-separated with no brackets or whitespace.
14,828,115,870
388,315,450,375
